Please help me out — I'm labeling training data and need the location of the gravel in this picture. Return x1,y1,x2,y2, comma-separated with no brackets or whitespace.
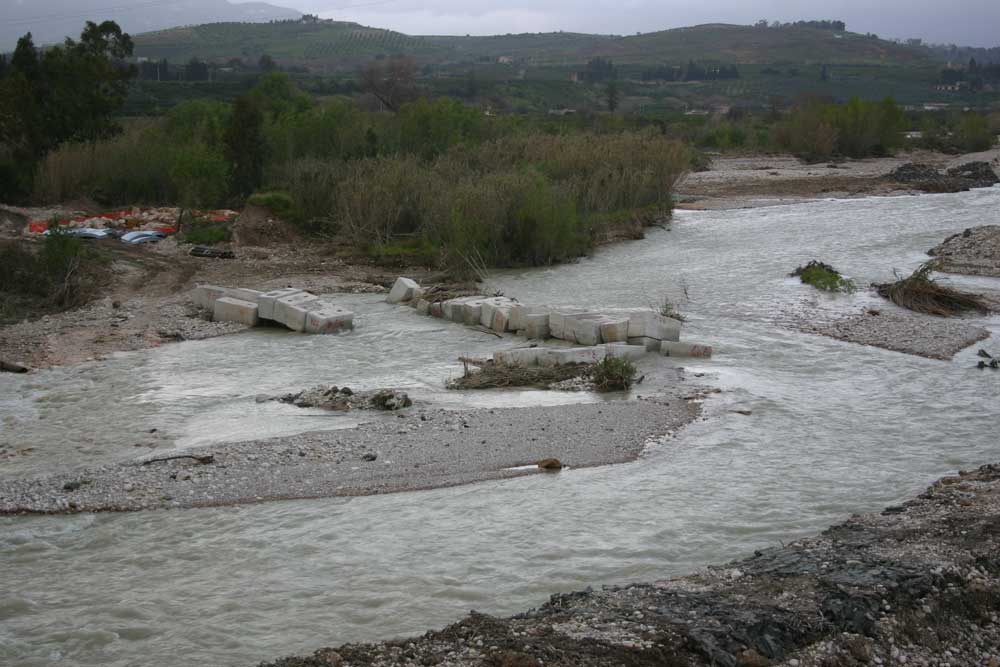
0,395,702,514
256,463,1000,667
796,307,990,360
930,225,1000,278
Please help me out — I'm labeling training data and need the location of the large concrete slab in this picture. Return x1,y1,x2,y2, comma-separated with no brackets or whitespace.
540,346,608,367
213,297,259,326
462,300,486,326
494,347,547,367
415,299,431,316
257,288,303,320
549,310,598,341
599,319,630,343
628,311,682,342
603,343,647,361
523,313,551,340
304,305,354,334
387,277,420,304
193,285,228,310
274,293,322,331
628,337,662,352
226,288,262,304
480,298,515,332
570,314,607,346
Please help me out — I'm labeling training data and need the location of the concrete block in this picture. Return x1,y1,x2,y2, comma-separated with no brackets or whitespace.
462,300,485,326
523,313,550,340
213,297,259,326
226,288,262,304
429,302,444,318
480,298,515,332
192,285,228,310
257,288,302,320
599,319,630,343
661,341,713,358
570,315,606,346
415,299,431,316
304,305,354,334
628,311,682,342
628,337,662,352
549,310,597,341
544,346,608,366
494,347,546,367
274,293,322,331
387,277,420,304
604,343,647,361
443,297,477,323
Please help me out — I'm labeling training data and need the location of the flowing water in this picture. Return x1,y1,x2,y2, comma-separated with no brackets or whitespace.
2,189,999,667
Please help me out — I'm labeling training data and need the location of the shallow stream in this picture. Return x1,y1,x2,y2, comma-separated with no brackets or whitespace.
2,188,999,666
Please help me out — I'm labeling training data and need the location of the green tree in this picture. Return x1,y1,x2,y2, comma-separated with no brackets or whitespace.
606,80,620,113
224,96,266,197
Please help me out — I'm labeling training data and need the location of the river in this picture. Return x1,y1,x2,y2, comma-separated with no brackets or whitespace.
1,188,998,666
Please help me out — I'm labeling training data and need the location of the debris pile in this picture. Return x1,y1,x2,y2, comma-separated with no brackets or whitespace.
264,386,412,411
874,262,993,317
193,285,354,334
889,161,999,193
26,207,238,236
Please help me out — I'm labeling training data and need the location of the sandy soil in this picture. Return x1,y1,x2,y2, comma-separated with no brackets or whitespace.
676,148,1000,210
0,392,705,514
257,463,1000,667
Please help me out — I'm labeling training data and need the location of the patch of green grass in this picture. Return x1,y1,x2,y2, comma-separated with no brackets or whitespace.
792,260,857,293
182,222,231,246
248,190,297,218
591,355,638,392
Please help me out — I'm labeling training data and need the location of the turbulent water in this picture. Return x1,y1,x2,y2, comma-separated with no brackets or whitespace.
2,189,999,667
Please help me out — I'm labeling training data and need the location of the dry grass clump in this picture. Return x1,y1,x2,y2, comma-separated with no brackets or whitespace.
876,262,993,317
448,357,593,390
591,356,638,391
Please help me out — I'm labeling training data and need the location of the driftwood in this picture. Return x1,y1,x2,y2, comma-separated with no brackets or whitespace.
141,454,215,466
470,326,503,338
1,360,29,374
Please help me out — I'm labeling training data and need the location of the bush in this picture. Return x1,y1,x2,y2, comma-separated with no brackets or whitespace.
591,356,638,392
791,260,857,293
169,144,229,208
182,222,231,246
263,159,345,231
775,97,905,160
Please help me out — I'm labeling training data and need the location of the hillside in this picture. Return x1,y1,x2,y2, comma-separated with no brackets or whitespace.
2,0,301,51
132,20,930,71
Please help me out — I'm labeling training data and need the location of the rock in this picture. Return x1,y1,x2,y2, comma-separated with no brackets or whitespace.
369,390,412,411
0,360,29,373
737,649,771,667
361,453,377,462
537,458,563,471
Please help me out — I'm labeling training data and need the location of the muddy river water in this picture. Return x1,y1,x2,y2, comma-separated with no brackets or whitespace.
2,188,999,666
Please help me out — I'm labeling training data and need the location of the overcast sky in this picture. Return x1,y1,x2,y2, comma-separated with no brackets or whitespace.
260,0,999,47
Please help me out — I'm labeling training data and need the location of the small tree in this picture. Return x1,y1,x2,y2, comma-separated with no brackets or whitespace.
224,95,266,197
258,54,277,72
359,56,418,112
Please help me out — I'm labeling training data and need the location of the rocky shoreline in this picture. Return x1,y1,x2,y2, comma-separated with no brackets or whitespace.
258,463,1000,667
0,393,702,514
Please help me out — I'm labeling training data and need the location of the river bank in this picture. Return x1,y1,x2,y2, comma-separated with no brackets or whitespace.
0,393,703,514
675,147,1000,210
260,462,1000,667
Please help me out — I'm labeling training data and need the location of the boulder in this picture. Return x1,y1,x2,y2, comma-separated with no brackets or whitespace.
304,305,354,334
537,458,563,471
387,277,420,304
213,297,259,326
258,288,303,320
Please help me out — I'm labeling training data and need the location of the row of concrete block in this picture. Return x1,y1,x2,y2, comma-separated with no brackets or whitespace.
386,276,688,349
494,340,713,367
193,285,354,334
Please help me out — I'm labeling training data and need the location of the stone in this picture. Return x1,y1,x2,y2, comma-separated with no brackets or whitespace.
387,277,420,304
537,458,563,471
304,305,354,334
415,299,431,316
494,347,547,367
628,311,682,342
257,288,303,320
660,341,713,358
192,284,228,310
370,390,412,410
523,313,551,340
628,337,662,352
274,293,322,331
599,319,630,343
213,297,259,326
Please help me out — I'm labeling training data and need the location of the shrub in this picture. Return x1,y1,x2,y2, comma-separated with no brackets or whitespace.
264,159,345,231
182,223,231,246
169,144,229,209
591,356,638,392
791,260,857,293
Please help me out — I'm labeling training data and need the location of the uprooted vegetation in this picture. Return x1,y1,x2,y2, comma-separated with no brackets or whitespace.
0,232,109,323
791,261,857,293
449,355,638,392
875,262,993,317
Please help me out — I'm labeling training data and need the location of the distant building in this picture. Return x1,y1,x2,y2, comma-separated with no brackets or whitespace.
498,56,514,65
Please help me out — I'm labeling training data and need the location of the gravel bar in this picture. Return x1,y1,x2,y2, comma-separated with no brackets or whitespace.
0,396,701,515
258,463,1000,667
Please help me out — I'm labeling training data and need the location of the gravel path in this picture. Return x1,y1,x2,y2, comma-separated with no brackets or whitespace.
0,395,703,514
257,463,1000,667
